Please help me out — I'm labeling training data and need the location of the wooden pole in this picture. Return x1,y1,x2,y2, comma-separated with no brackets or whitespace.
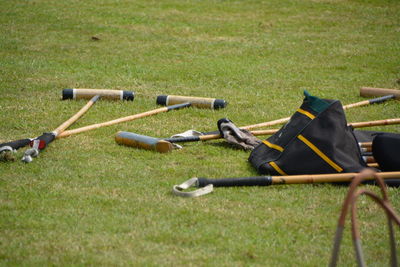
57,103,191,138
53,95,100,136
350,118,400,128
241,96,395,130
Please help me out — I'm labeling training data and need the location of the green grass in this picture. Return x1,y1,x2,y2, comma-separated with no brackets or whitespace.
1,0,400,265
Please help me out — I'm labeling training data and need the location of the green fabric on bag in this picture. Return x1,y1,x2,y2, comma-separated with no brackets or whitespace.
303,90,330,114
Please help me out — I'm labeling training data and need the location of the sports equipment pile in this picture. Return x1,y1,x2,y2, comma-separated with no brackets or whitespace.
1,86,400,265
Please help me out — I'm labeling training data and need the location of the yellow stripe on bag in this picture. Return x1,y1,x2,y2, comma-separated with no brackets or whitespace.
269,161,288,175
297,134,343,172
297,108,316,120
262,140,284,152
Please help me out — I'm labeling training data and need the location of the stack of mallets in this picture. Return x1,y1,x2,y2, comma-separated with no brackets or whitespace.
115,94,399,152
0,89,227,162
0,89,136,162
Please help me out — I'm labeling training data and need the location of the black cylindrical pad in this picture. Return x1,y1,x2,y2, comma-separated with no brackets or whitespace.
163,136,201,143
197,176,272,187
0,138,32,150
62,89,74,100
156,95,168,105
123,91,134,101
214,99,228,109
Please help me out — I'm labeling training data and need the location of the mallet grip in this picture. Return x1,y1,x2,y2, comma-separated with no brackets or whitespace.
197,177,272,187
0,138,32,151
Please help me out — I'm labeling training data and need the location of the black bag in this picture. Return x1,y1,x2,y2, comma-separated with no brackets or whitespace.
372,132,400,171
248,91,367,175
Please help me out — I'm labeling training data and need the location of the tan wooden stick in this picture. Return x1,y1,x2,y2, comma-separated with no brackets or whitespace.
57,103,190,138
270,171,400,184
53,95,100,136
350,118,400,128
241,97,395,130
58,107,169,138
195,118,400,142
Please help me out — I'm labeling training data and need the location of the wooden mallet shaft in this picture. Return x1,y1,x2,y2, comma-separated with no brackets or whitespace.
165,118,400,144
57,103,191,139
21,95,100,163
53,95,100,136
241,95,395,130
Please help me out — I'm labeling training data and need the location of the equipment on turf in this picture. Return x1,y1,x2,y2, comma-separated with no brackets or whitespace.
112,118,399,153
329,169,400,267
115,131,174,153
249,92,367,175
62,88,134,101
156,95,227,109
114,129,275,152
241,94,395,130
57,103,191,138
20,95,100,163
172,170,400,197
360,87,400,99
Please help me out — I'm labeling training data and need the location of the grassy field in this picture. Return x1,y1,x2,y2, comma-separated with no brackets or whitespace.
1,0,400,265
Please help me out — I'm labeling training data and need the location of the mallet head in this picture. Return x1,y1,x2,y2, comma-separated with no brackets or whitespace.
63,88,134,101
115,131,173,153
156,95,227,109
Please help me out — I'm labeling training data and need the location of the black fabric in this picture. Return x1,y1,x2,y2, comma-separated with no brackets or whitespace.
248,92,367,175
0,138,31,150
353,130,389,143
372,132,400,171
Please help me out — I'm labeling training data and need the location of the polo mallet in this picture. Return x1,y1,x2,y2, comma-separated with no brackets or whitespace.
156,118,400,148
115,129,275,153
18,89,137,162
360,87,400,99
18,95,100,163
172,170,400,197
118,118,400,152
62,88,134,101
156,95,227,109
329,169,400,267
241,95,395,130
167,95,395,138
56,103,192,139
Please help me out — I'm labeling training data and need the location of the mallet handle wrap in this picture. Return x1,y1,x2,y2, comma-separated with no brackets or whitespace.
197,177,272,187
